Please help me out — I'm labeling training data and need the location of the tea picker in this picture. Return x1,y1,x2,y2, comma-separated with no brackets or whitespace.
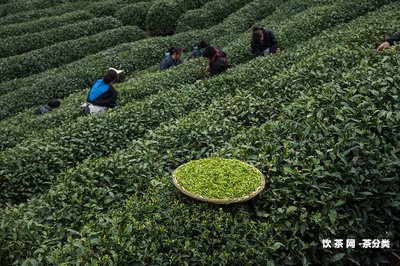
377,32,400,51
188,40,210,60
195,46,231,84
80,67,123,115
251,25,278,57
34,99,61,115
160,47,183,70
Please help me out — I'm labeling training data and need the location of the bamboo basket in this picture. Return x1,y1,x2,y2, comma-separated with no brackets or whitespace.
172,162,266,205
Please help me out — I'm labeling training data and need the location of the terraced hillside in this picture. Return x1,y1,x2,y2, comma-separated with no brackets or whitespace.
0,0,399,264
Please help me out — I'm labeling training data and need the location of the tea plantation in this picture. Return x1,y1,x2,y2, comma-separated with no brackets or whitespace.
0,0,399,265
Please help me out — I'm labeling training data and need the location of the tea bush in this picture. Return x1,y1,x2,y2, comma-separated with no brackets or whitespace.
0,2,399,264
0,26,146,82
214,55,400,264
0,0,63,17
145,0,211,36
3,44,398,264
0,10,94,38
115,2,152,29
0,0,284,119
84,0,135,17
47,36,399,266
49,180,274,265
175,0,253,33
0,0,396,204
145,0,183,36
0,1,89,25
0,61,203,151
224,0,391,65
0,17,122,58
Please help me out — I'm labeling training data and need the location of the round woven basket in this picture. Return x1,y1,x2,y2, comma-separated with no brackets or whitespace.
172,161,266,205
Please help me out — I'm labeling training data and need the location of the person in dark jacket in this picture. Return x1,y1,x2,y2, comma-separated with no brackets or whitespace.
34,99,61,115
377,33,400,51
188,40,210,60
251,26,278,57
203,46,230,76
80,68,122,114
160,47,183,70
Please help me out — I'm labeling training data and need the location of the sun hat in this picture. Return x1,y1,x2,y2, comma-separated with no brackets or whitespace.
108,67,123,74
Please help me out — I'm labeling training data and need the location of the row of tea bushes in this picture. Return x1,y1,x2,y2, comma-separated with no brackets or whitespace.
0,0,396,204
0,0,392,147
0,26,146,82
0,89,284,265
175,0,254,33
86,0,211,35
114,2,152,30
45,38,400,266
0,10,94,38
84,0,151,17
0,4,399,263
223,0,392,65
0,17,122,58
0,0,285,119
145,0,212,36
1,45,394,265
0,60,204,151
0,1,90,25
213,50,400,265
0,0,394,155
0,0,281,95
0,0,70,17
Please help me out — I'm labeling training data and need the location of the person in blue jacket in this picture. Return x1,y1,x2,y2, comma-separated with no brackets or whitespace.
251,26,278,57
377,32,400,51
80,67,122,114
160,47,183,70
188,40,210,60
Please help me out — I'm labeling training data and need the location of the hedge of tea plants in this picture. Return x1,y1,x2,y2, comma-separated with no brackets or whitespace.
0,10,94,38
212,52,400,264
0,0,285,119
0,1,399,264
175,0,253,33
223,0,388,65
145,0,212,36
0,17,122,58
114,2,152,29
0,1,89,25
1,41,398,264
0,0,276,92
45,30,399,266
0,0,340,189
0,26,146,82
0,0,396,204
0,0,392,149
0,60,205,151
0,0,64,17
0,0,373,116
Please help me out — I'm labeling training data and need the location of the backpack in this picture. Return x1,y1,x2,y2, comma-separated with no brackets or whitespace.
216,48,231,69
217,47,227,59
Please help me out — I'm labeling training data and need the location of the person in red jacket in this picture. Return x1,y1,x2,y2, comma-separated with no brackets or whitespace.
377,32,400,51
203,46,230,76
195,46,231,84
